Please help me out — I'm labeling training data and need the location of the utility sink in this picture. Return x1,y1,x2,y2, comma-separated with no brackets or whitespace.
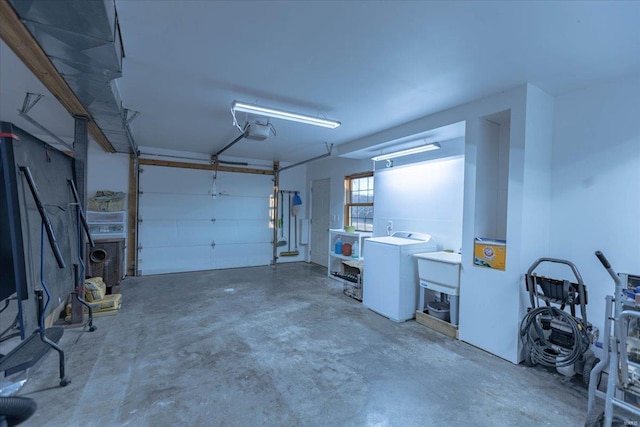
414,251,462,293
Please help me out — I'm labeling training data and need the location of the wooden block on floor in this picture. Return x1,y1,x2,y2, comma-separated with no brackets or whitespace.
415,310,458,339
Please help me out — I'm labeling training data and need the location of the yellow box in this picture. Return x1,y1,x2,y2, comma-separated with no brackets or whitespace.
474,238,506,270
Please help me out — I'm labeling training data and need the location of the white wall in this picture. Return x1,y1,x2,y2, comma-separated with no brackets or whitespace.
306,155,372,230
373,150,465,251
87,141,130,200
342,84,550,363
461,85,554,363
472,119,503,239
496,119,511,238
550,75,640,341
278,165,308,263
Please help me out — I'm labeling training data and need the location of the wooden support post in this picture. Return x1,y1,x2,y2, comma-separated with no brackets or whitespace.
127,153,138,276
272,161,280,266
70,116,88,325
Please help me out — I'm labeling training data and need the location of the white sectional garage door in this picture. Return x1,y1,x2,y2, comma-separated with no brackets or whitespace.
138,165,273,275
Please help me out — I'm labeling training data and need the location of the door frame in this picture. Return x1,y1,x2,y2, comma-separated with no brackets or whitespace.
310,178,330,267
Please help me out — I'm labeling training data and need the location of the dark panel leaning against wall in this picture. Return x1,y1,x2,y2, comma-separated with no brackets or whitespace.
0,127,28,303
0,122,79,336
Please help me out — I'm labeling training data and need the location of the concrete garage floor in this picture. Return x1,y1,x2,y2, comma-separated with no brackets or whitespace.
14,262,589,426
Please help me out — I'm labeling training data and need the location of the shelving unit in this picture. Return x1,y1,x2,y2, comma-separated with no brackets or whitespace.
328,230,371,300
86,211,127,288
327,229,371,278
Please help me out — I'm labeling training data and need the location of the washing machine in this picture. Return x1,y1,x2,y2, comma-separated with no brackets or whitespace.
363,232,437,322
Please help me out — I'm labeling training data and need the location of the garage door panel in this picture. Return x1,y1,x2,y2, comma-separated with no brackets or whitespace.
138,245,214,275
138,243,272,275
214,173,274,198
141,166,272,198
140,194,270,221
139,219,272,248
141,166,212,195
139,220,181,247
212,196,271,220
211,243,272,269
139,193,215,220
139,220,213,247
211,220,272,244
138,164,274,275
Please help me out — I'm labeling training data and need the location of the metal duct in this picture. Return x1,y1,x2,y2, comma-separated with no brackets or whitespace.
8,0,134,153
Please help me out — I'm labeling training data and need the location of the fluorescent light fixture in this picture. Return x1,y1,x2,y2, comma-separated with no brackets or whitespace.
371,142,441,161
232,100,341,129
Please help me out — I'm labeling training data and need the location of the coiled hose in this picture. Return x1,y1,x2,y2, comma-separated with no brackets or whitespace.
520,306,591,367
0,396,37,427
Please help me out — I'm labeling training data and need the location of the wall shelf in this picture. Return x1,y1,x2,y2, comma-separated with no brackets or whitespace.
327,229,371,280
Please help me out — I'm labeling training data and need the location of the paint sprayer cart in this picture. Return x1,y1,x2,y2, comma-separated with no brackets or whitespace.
585,251,640,427
520,258,598,387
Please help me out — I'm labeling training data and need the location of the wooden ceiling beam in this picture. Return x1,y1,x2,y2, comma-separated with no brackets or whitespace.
139,158,275,176
0,0,116,153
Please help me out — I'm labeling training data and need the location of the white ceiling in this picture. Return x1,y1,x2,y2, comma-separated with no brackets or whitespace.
2,1,639,163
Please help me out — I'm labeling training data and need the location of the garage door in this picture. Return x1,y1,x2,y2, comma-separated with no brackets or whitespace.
138,165,273,275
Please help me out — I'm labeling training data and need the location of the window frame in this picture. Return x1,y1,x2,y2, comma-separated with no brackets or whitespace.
344,171,374,232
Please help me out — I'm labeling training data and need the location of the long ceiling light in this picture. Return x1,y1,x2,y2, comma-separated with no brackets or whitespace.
232,100,341,129
371,142,441,161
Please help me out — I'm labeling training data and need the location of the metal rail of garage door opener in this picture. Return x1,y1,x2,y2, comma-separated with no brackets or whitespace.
278,143,333,172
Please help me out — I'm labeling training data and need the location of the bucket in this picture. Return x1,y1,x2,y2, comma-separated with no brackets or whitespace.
427,301,450,322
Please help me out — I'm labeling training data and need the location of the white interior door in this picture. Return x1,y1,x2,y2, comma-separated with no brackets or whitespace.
138,165,273,275
310,178,330,266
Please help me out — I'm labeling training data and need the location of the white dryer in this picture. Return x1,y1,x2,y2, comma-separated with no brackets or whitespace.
363,232,437,322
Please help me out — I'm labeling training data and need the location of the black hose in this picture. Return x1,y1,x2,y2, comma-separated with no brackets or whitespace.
0,396,37,426
520,306,591,367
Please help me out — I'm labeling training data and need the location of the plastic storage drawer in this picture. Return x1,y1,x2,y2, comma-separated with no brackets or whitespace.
86,211,126,223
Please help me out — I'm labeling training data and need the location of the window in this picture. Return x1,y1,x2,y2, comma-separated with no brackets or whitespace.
345,172,374,232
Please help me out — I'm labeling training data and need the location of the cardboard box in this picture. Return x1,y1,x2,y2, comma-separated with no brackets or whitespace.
473,238,506,270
